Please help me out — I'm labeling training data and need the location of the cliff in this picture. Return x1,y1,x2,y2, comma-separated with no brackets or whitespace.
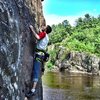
48,45,100,75
0,0,45,99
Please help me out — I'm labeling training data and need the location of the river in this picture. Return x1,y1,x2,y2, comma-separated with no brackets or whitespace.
42,71,100,100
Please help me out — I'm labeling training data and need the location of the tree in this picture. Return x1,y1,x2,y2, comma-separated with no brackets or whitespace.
85,13,91,20
76,17,83,26
62,20,69,26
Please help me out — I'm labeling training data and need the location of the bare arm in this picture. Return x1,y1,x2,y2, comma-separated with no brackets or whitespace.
29,25,40,40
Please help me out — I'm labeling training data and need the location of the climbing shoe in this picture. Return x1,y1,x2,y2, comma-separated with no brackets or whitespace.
25,90,36,98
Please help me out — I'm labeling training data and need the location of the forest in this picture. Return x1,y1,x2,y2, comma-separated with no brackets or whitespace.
47,14,100,69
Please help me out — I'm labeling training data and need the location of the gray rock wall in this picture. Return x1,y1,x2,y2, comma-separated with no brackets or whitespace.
55,47,100,75
0,0,44,99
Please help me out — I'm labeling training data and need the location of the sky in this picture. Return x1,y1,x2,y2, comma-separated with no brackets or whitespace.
42,0,100,26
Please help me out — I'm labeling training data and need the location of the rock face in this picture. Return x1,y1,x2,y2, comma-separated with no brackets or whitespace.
0,0,44,99
55,47,100,75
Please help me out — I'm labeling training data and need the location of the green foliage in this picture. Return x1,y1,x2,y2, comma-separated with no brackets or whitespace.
49,49,57,64
49,14,100,56
49,20,72,44
46,43,62,69
46,61,53,69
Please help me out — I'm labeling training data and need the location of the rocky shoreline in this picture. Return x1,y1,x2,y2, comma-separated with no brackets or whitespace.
48,46,100,75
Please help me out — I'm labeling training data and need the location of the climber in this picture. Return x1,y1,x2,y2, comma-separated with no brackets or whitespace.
25,24,52,98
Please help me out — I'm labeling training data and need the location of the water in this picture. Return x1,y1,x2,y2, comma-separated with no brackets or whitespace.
42,71,100,100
